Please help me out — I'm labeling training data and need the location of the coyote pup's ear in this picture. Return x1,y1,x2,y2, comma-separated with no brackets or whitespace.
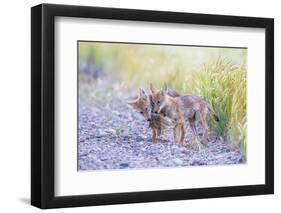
149,83,157,94
127,99,137,108
148,94,153,102
161,82,168,95
139,88,148,99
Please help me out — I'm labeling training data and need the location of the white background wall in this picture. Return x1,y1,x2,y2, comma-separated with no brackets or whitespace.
0,0,279,212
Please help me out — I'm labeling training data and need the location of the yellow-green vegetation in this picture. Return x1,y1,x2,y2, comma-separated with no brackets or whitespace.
79,42,247,155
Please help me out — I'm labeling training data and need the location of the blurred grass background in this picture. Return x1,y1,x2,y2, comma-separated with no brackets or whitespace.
79,42,247,156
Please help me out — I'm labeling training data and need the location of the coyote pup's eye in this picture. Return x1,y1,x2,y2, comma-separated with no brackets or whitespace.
140,111,143,114
157,100,160,104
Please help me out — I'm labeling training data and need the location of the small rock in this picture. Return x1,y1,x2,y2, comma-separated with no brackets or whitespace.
136,136,143,141
191,159,202,166
171,144,178,149
172,158,183,165
179,147,188,154
80,153,88,158
139,134,147,139
234,155,243,164
119,163,129,168
105,129,116,134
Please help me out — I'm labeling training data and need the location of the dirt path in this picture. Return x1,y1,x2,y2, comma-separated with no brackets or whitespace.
78,73,243,171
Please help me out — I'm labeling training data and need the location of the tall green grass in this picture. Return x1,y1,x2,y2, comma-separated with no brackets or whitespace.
79,42,247,155
191,59,247,154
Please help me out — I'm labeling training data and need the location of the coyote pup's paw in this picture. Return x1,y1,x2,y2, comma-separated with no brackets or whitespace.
179,139,186,145
151,137,159,143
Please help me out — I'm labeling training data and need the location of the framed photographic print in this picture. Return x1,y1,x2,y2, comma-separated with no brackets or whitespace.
31,3,274,209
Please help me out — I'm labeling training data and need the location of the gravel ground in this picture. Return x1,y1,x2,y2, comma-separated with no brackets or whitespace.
78,78,244,171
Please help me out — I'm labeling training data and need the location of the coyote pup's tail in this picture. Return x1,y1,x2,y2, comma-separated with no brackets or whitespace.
207,105,219,122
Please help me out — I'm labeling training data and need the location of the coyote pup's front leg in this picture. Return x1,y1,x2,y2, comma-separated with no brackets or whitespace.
189,119,202,151
173,126,179,144
152,128,157,142
156,128,161,139
173,124,184,144
152,127,162,142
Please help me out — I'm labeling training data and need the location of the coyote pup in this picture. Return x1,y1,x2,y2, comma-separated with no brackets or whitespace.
128,88,178,142
150,83,219,149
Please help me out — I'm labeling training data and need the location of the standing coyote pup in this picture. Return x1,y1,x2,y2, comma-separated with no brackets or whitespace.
127,88,178,142
150,83,219,149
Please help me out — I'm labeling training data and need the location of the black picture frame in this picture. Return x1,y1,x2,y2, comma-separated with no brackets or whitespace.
31,3,274,209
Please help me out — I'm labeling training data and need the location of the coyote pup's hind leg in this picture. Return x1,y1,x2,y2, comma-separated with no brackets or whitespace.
189,119,202,151
180,123,186,145
200,111,209,143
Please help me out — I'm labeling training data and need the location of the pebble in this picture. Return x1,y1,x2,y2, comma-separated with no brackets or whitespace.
119,163,129,168
172,158,183,165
